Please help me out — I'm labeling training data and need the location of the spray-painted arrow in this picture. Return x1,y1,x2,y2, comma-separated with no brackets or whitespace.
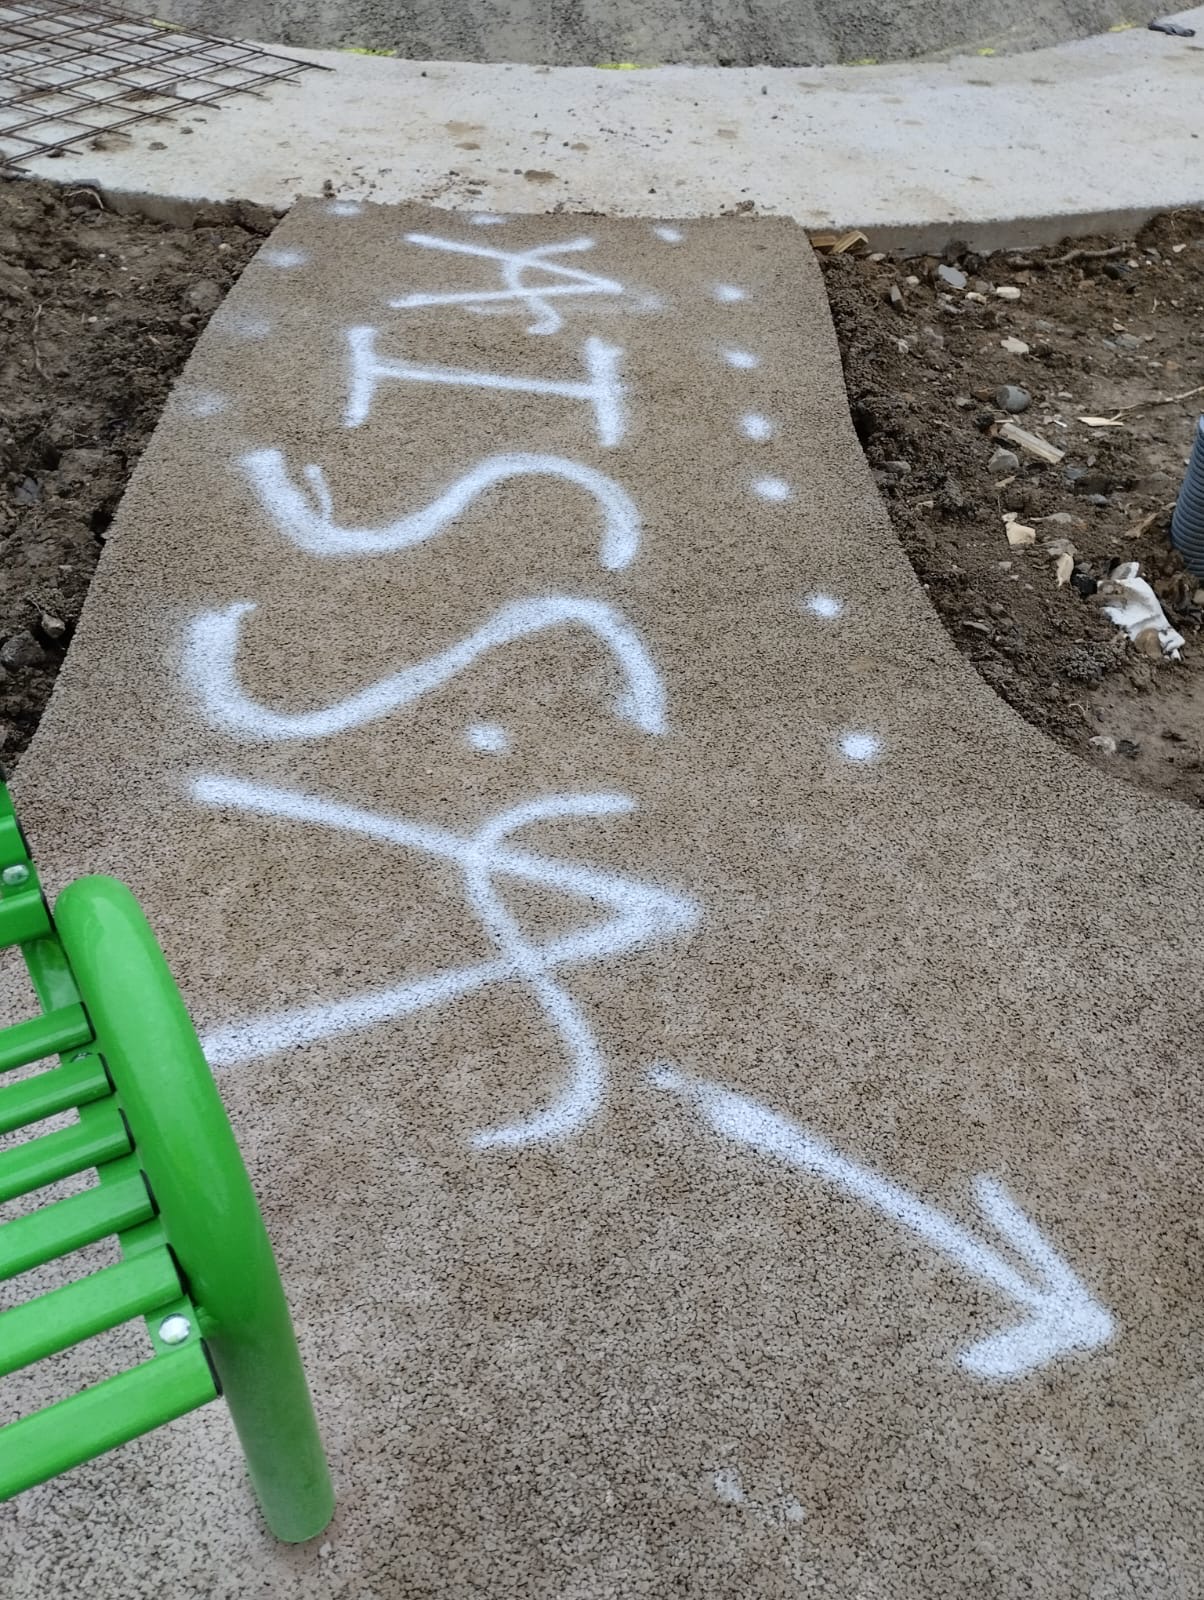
649,1066,1114,1379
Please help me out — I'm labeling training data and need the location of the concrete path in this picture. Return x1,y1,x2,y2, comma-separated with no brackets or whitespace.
5,204,1204,1595
30,13,1204,252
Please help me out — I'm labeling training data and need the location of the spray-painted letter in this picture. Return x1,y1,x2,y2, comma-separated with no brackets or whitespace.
344,328,627,447
182,594,666,740
390,234,624,336
194,776,699,1147
241,449,641,569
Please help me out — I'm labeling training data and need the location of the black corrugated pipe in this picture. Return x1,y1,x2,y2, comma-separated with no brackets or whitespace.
1171,416,1204,575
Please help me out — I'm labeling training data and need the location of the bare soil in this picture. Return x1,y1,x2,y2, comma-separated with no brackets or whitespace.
821,211,1204,807
0,176,273,767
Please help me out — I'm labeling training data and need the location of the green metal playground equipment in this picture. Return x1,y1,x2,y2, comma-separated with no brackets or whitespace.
0,783,333,1541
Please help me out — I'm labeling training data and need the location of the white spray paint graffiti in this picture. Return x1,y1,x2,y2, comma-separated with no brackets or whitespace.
194,777,699,1147
182,594,667,741
242,448,641,569
752,476,792,503
178,216,1113,1380
224,312,273,341
177,388,228,418
839,732,881,763
261,246,310,269
388,234,625,336
344,327,627,447
649,1067,1115,1378
466,722,509,754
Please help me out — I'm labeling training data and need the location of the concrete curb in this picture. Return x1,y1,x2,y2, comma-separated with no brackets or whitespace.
20,10,1204,250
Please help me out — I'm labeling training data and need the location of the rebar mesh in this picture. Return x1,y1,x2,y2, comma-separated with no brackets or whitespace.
0,2,319,168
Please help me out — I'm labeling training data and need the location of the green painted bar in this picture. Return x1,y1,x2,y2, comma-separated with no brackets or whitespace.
0,1345,217,1499
0,1175,153,1283
0,1247,181,1377
55,876,334,1542
0,1004,93,1074
0,1055,111,1138
0,1099,130,1205
0,890,52,948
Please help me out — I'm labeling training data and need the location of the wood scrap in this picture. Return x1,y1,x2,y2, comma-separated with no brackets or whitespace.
1114,383,1204,414
810,229,868,255
995,420,1066,464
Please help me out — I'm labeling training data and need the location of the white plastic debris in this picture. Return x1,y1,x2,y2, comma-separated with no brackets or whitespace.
1100,561,1185,660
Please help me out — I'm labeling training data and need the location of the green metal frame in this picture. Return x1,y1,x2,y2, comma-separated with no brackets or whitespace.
0,785,333,1542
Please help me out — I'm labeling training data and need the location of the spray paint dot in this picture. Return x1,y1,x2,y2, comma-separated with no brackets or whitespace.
722,347,760,369
713,1468,746,1506
470,213,507,226
466,722,510,755
326,200,362,217
740,413,774,441
178,388,227,418
752,476,792,502
226,312,272,340
260,246,310,268
634,291,667,314
713,283,748,303
654,225,683,243
802,592,844,620
840,732,881,763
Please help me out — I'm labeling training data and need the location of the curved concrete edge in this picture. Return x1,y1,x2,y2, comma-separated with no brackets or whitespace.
21,9,1204,251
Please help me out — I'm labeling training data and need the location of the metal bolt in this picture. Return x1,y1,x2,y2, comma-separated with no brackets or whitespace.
158,1314,192,1345
1,863,29,887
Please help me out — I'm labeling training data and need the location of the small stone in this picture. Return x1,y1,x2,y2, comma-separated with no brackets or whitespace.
1116,738,1140,760
995,285,1022,301
1113,332,1142,352
988,447,1020,475
942,474,967,509
937,264,967,290
1044,511,1076,524
995,384,1031,414
1000,336,1030,355
184,278,222,314
881,459,911,477
1073,472,1112,497
1,630,48,668
39,613,66,641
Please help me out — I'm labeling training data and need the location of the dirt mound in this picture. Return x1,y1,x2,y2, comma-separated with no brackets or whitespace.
128,0,1140,68
0,177,271,765
821,210,1204,806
